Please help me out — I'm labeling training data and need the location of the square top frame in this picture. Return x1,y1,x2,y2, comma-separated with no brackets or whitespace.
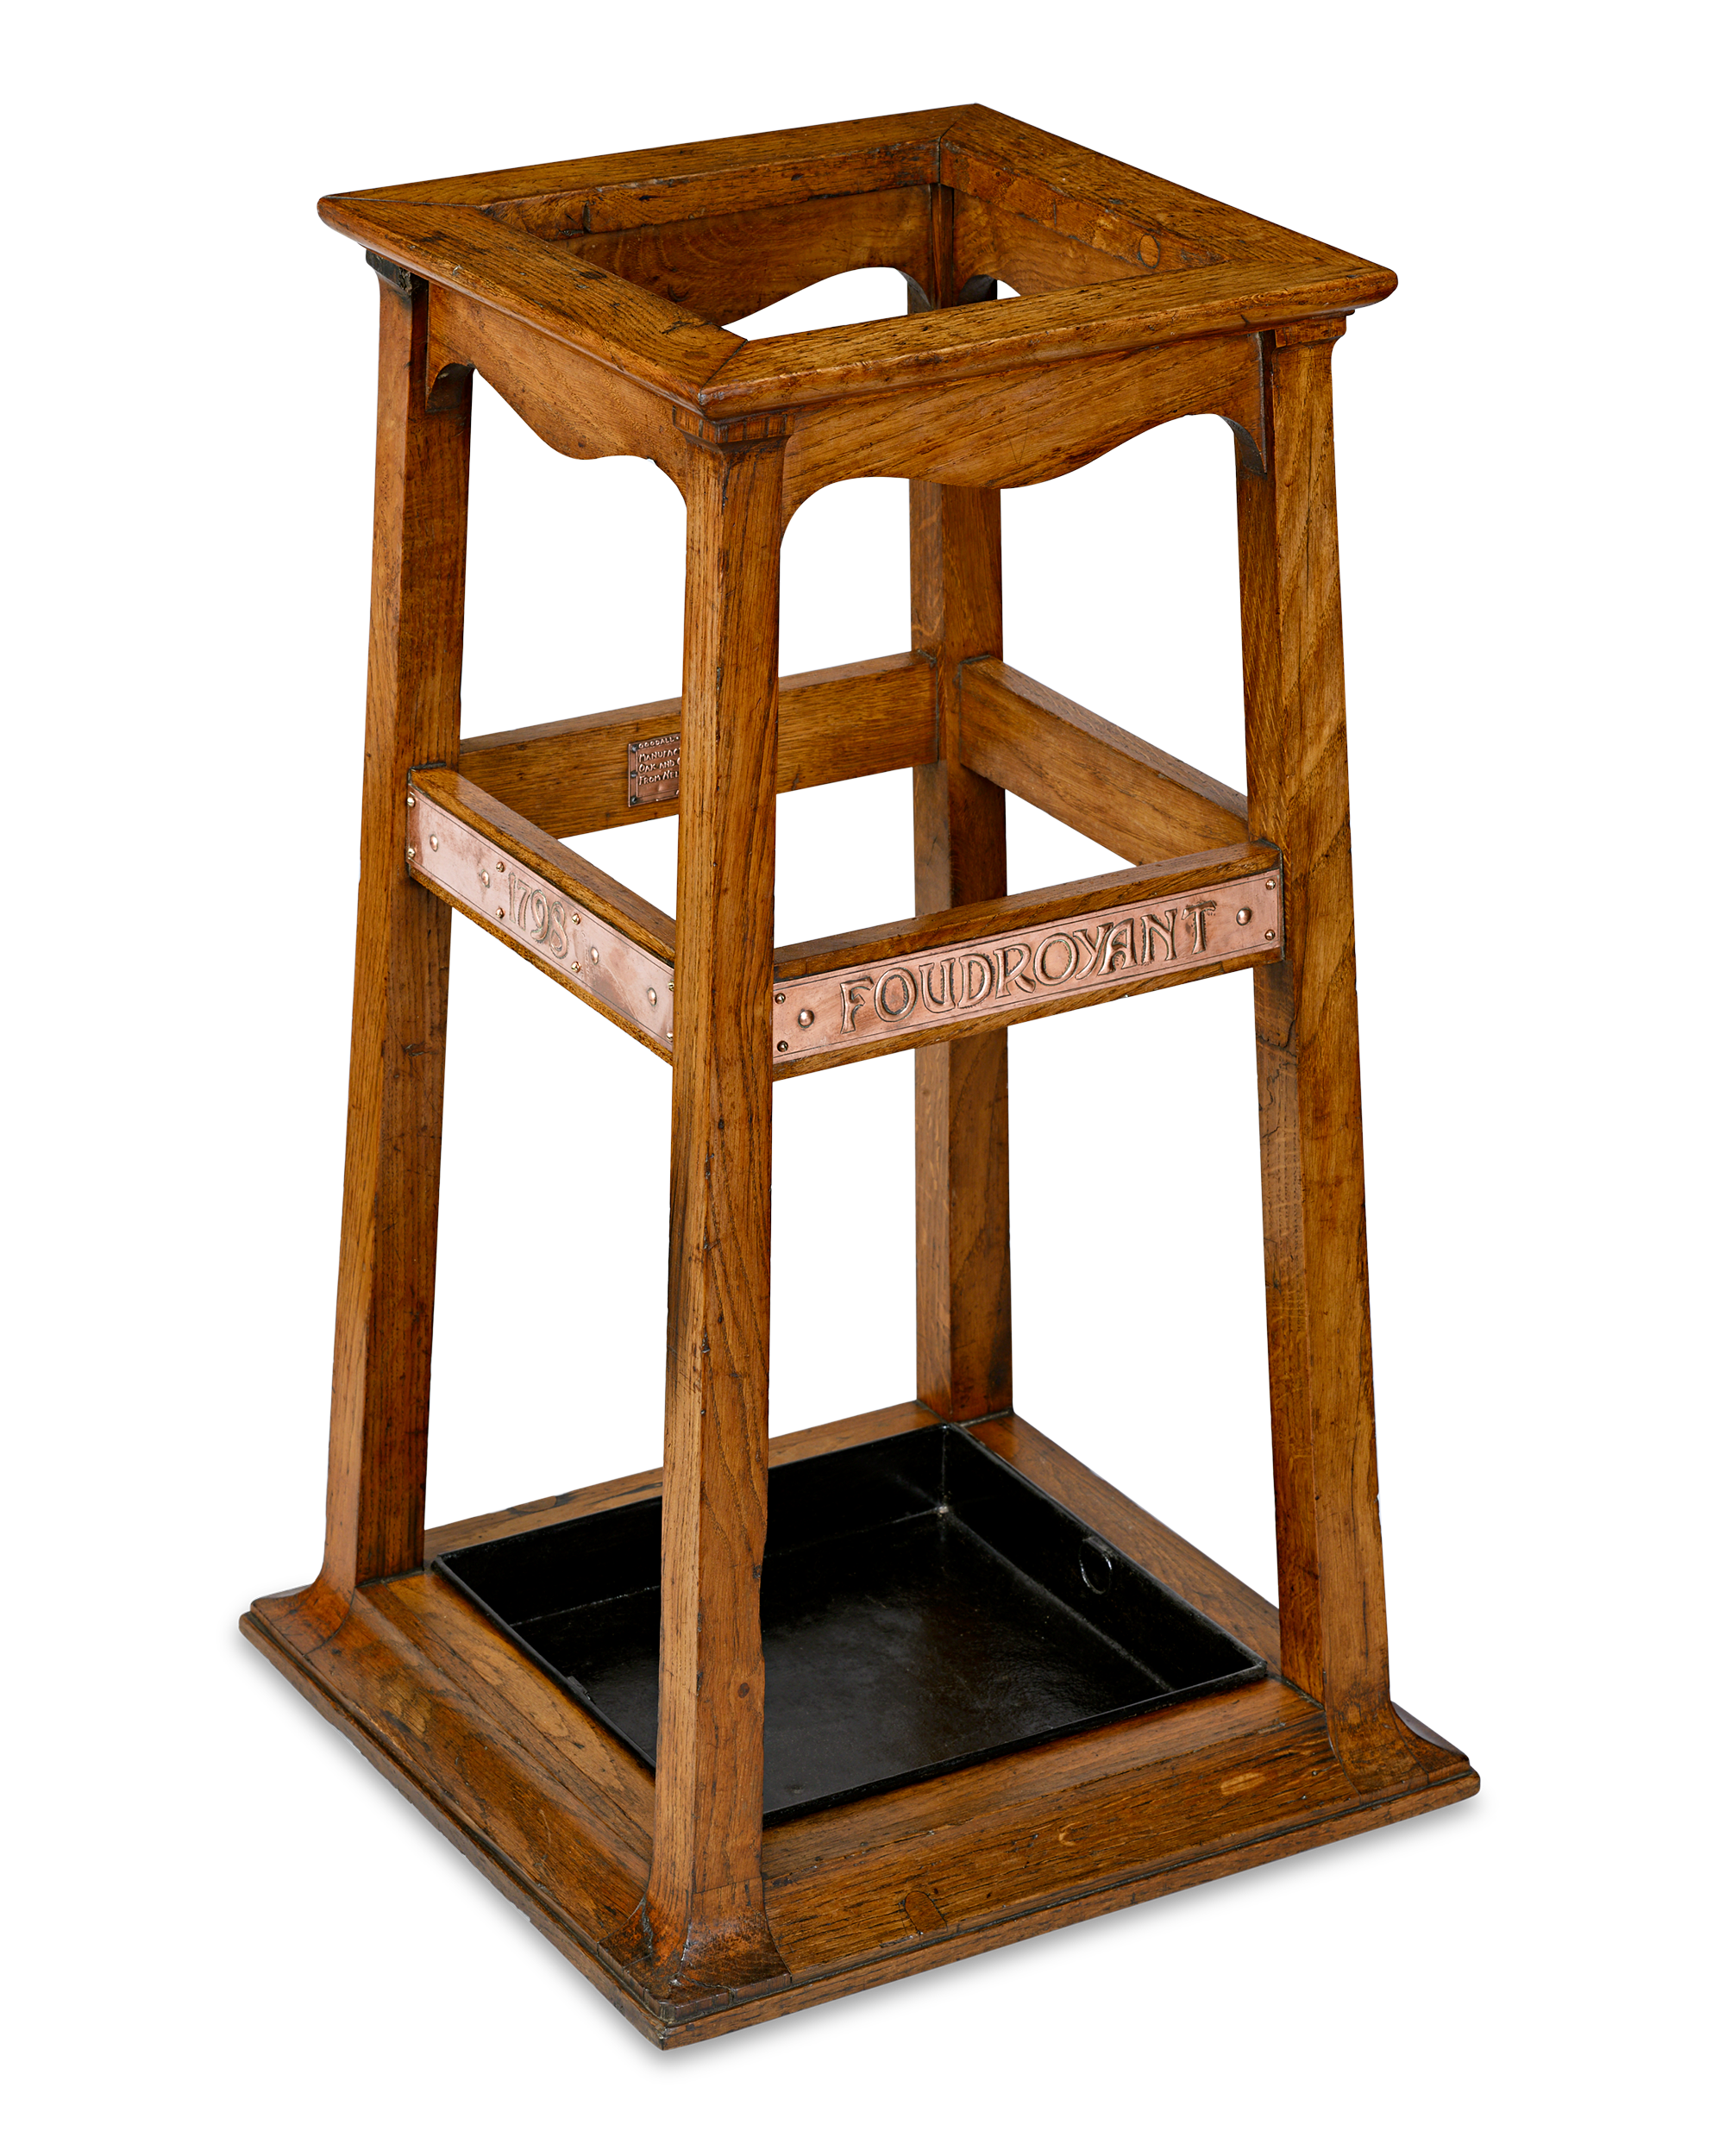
317,103,1394,498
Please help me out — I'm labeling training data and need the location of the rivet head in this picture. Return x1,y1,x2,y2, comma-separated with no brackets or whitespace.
1265,879,1276,891
429,833,439,849
497,860,505,873
405,845,415,859
1264,930,1274,941
797,1008,814,1028
1236,906,1251,925
571,913,580,926
405,793,416,808
496,906,505,919
647,988,658,1006
775,993,786,1005
776,1039,789,1052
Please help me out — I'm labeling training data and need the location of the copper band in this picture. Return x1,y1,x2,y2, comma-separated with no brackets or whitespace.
771,868,1280,1069
406,793,674,1046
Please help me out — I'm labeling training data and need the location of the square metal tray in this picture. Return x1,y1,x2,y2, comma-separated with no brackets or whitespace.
434,1424,1265,1823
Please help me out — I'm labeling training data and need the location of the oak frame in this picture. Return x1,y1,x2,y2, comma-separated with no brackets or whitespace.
248,109,1473,2045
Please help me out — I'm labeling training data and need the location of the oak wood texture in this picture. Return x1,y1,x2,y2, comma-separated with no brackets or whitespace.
250,112,1471,2047
637,436,789,2004
320,107,1393,426
769,843,1283,1077
245,1402,1477,2047
343,110,958,222
319,274,470,1599
544,188,937,329
423,1400,945,1559
778,329,1267,515
961,659,1249,863
423,282,696,479
1237,326,1417,1796
912,449,1012,1426
457,650,936,837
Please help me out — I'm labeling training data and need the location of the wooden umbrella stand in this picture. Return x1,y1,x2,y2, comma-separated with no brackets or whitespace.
242,106,1477,2046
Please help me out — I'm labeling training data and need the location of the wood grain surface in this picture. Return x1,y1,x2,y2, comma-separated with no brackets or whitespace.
424,282,694,474
780,329,1266,511
457,650,935,836
541,188,935,328
323,107,1395,425
910,278,1013,1423
637,436,790,2003
247,1403,1475,2046
319,273,469,1598
961,659,1249,862
1237,327,1419,1796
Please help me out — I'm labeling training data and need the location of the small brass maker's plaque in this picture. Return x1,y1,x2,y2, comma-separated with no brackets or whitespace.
627,731,681,806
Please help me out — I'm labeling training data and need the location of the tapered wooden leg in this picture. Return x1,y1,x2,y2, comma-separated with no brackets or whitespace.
637,436,789,2002
1236,324,1419,1794
911,478,1013,1420
319,271,471,1603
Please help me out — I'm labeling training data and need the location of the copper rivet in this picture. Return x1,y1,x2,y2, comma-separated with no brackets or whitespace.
777,1040,788,1051
497,860,505,872
1264,930,1274,940
775,993,786,1004
648,989,658,1006
429,834,439,849
405,793,416,808
572,914,580,926
497,906,505,919
1236,907,1251,924
798,1009,814,1028
405,845,415,859
1265,879,1276,891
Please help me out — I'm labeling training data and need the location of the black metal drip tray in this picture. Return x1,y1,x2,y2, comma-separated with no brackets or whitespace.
433,1425,1264,1824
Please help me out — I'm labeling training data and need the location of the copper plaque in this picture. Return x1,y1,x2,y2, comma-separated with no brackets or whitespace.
771,868,1280,1069
406,794,674,1045
626,731,681,806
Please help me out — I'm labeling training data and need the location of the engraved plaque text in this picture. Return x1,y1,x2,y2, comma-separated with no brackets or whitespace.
771,868,1280,1069
627,731,681,806
406,790,674,1050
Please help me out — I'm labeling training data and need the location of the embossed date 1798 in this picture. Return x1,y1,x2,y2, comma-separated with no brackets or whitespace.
505,872,575,960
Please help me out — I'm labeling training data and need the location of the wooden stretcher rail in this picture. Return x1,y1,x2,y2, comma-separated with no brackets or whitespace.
457,650,937,837
960,659,1248,864
406,767,675,1060
769,841,1283,1077
404,763,1281,1078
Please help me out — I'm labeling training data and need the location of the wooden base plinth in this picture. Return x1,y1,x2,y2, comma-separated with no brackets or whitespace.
243,1404,1477,2046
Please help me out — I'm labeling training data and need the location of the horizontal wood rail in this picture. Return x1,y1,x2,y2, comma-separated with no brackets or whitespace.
404,768,1280,1076
406,767,675,1060
768,841,1282,1077
457,650,937,837
960,659,1248,864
